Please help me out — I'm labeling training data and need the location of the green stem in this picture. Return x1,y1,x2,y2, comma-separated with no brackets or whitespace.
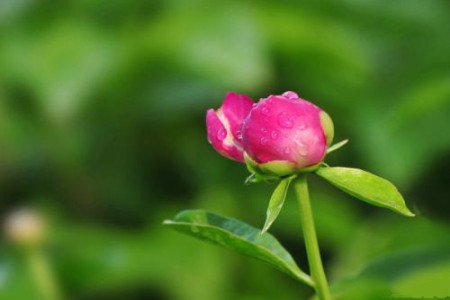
26,248,63,300
294,175,331,300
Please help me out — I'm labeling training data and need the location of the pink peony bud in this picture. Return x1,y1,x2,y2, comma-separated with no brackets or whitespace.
242,91,334,176
206,92,254,163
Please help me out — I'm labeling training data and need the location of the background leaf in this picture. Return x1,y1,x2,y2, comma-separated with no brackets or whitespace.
326,244,450,299
163,210,313,287
315,167,414,217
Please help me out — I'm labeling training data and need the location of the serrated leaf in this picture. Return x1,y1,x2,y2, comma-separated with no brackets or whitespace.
163,210,313,286
262,176,294,234
316,167,414,217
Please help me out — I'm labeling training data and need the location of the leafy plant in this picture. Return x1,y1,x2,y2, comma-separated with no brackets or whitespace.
165,91,414,299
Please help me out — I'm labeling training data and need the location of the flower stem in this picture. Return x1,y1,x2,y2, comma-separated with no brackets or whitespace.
26,248,63,300
294,175,331,300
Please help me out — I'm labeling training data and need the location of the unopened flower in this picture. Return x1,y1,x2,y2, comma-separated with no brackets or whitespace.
242,91,333,176
206,92,253,163
4,208,46,247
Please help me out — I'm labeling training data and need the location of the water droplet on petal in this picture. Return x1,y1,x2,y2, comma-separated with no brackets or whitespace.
236,129,242,140
277,112,294,129
299,147,308,156
217,128,227,141
282,91,298,99
261,106,270,116
260,137,269,145
260,127,268,134
271,131,278,139
294,138,308,156
297,120,306,130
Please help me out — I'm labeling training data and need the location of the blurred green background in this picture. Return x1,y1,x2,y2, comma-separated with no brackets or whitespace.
1,0,450,299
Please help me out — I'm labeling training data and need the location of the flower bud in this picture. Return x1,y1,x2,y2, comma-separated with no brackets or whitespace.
4,209,46,248
242,91,334,176
206,92,254,163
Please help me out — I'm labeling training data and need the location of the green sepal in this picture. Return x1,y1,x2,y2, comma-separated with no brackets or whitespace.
258,160,297,177
244,152,324,181
244,152,294,180
245,173,266,184
296,162,322,174
320,111,334,146
326,139,349,154
244,152,261,174
261,175,296,234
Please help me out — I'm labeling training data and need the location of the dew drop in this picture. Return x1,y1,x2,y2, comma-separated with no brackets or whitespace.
297,120,306,130
271,130,279,139
260,127,268,134
294,138,308,156
282,91,298,99
277,112,294,128
299,147,308,156
261,106,270,116
260,137,269,145
217,127,227,141
236,129,243,140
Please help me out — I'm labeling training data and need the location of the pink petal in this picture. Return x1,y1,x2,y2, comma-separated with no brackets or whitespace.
206,109,244,163
242,95,326,168
221,92,254,143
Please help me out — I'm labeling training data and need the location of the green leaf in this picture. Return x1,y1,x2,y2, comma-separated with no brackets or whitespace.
315,167,414,217
262,176,294,234
163,210,313,286
326,139,349,154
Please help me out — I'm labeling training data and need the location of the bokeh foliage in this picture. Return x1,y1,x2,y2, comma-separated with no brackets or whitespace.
0,0,450,299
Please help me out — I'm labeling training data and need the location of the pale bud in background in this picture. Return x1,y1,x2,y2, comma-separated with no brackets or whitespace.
4,209,46,247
